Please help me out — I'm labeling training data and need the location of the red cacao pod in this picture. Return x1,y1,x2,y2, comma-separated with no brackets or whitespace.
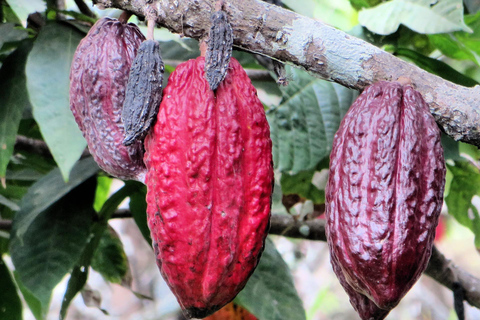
326,81,446,317
70,17,146,181
144,57,273,318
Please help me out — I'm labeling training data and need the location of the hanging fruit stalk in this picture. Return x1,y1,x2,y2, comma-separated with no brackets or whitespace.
69,16,146,181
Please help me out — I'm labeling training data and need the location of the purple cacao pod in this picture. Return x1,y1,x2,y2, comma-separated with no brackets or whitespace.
326,81,446,317
70,17,146,181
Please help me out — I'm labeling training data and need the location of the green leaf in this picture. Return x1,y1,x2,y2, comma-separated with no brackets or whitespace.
4,0,46,24
445,161,480,248
93,176,112,212
359,0,472,35
235,238,306,320
281,170,325,204
0,40,33,177
267,66,357,173
393,48,479,87
429,11,480,66
91,226,129,284
26,21,86,181
0,23,29,54
14,271,45,320
350,0,382,10
128,182,152,244
0,257,22,320
465,0,480,14
10,177,96,318
10,157,99,242
159,38,200,61
441,133,461,161
0,193,20,211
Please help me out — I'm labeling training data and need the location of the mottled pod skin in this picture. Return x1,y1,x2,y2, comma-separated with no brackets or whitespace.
122,39,164,146
144,57,273,318
70,17,146,181
326,81,446,318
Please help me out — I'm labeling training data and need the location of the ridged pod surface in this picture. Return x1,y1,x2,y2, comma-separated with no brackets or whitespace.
326,81,446,318
70,17,146,181
144,57,273,318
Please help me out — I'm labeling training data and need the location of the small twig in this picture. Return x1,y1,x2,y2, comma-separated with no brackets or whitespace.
2,211,479,310
15,135,90,159
74,0,96,18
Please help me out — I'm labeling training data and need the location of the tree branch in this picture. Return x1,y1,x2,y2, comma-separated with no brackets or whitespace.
92,0,480,147
1,211,479,309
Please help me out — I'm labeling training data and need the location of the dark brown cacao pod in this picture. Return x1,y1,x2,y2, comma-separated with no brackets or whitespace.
69,17,146,181
122,39,164,146
144,57,273,318
205,10,233,91
326,81,446,317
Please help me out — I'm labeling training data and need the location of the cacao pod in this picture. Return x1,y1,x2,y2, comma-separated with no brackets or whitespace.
70,17,146,181
144,57,273,318
122,39,164,146
325,81,445,317
203,302,258,320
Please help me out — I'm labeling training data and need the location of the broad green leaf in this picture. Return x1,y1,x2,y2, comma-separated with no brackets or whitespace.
267,66,357,173
10,157,99,242
10,177,96,319
91,226,129,284
359,0,472,35
14,271,45,320
4,0,45,25
0,23,29,55
445,161,480,248
393,48,479,87
0,258,22,320
429,11,480,65
0,41,33,177
26,21,86,181
128,182,152,244
236,238,306,320
281,170,325,204
459,142,480,160
93,176,112,212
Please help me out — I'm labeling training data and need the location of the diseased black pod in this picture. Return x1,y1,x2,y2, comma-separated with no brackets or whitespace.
122,39,165,146
205,10,233,91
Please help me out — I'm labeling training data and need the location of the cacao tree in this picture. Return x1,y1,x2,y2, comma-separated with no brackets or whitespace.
1,0,480,319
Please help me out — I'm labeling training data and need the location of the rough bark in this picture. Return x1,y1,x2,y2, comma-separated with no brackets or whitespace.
92,0,480,147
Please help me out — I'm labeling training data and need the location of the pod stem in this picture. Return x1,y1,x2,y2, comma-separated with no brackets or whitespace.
147,19,155,41
118,11,132,24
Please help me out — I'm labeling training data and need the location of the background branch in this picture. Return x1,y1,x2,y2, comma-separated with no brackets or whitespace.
1,211,479,309
93,0,480,147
